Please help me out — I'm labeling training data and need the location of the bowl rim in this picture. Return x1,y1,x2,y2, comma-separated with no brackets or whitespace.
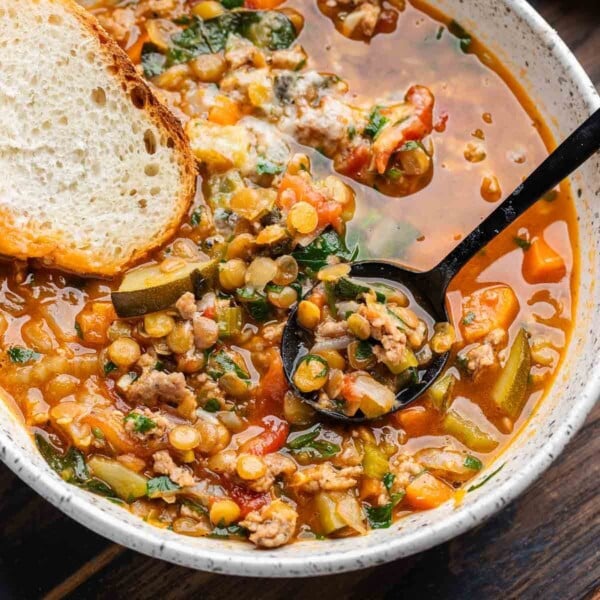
1,0,599,578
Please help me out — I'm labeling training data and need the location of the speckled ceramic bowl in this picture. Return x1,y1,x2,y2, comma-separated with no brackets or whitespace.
0,0,598,577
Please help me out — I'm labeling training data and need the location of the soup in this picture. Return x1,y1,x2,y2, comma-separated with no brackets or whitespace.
0,0,577,548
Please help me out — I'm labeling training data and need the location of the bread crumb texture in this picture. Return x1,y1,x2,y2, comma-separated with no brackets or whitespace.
0,0,196,276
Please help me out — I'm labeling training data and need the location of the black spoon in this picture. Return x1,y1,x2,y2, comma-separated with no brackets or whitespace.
281,108,600,423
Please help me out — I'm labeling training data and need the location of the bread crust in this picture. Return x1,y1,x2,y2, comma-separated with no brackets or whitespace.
0,0,197,278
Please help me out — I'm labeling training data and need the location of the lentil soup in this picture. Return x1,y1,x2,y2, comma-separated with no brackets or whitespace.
0,0,577,547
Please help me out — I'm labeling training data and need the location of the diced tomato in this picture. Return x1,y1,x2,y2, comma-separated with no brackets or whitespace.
252,352,289,417
336,144,371,180
434,110,449,133
277,174,343,231
229,484,270,517
240,416,289,456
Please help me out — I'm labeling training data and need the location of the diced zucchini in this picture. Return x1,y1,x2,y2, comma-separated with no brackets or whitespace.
315,491,346,534
112,260,216,318
428,373,456,413
217,306,242,338
362,444,389,480
443,409,499,453
383,346,418,375
491,328,531,419
88,456,148,501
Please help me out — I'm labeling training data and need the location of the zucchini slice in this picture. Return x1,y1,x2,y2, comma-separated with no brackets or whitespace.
111,260,216,318
491,328,531,419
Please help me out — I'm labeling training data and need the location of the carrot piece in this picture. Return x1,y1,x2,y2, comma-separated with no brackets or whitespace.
126,31,149,65
208,95,241,126
393,406,436,437
522,237,566,283
405,472,453,510
461,285,519,343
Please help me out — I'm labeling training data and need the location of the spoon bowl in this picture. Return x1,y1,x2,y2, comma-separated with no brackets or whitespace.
282,108,600,423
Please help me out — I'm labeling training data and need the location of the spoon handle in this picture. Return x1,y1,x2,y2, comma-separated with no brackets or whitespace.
430,107,600,299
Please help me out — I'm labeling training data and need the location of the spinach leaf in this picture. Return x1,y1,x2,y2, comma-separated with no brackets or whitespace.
366,492,404,529
382,472,395,491
287,425,340,459
208,350,250,380
292,230,358,272
147,476,180,497
203,398,221,412
257,158,283,175
103,361,118,375
462,311,476,325
220,0,244,7
333,277,371,300
35,435,120,500
364,106,389,139
464,455,483,471
124,412,157,434
7,346,40,364
236,286,271,322
355,340,374,361
210,523,249,538
467,463,505,492
141,42,167,78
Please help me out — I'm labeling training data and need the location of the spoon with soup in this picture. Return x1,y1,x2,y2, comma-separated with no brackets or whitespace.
281,108,600,423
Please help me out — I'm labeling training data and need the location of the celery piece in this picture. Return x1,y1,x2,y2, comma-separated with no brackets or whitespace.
315,492,346,534
217,306,243,338
428,373,456,413
362,444,389,480
443,410,499,453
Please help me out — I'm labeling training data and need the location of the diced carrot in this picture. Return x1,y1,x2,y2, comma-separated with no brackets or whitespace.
461,285,519,343
522,237,566,283
393,405,436,437
405,472,453,510
359,476,385,501
245,0,285,7
126,30,149,65
208,95,241,126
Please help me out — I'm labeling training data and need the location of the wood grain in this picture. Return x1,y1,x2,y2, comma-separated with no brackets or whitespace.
0,1,597,598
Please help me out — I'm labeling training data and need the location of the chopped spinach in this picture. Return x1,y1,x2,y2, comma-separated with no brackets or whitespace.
220,0,244,7
208,349,250,380
333,277,371,300
167,11,297,67
124,412,157,434
204,398,221,412
462,311,476,325
103,361,118,375
210,523,249,539
236,286,271,322
355,340,374,361
141,42,167,78
7,346,40,364
191,207,205,227
464,455,483,471
287,425,340,459
35,434,118,499
256,158,284,175
366,492,404,529
147,476,180,497
467,463,505,492
382,472,395,491
292,230,358,272
364,106,389,139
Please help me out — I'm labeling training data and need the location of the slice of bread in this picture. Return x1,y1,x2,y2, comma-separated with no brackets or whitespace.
0,0,197,277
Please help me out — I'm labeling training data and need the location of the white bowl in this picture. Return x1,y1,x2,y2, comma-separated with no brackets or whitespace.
0,0,598,577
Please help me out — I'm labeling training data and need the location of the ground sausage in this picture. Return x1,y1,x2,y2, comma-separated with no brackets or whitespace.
289,463,363,494
240,500,298,548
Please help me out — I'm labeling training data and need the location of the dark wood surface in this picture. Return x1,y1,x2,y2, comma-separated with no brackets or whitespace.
0,2,598,598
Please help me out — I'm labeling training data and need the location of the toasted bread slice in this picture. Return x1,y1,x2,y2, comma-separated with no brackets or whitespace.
0,0,196,277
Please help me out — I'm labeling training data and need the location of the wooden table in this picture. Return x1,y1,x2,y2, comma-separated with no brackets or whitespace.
0,2,598,598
